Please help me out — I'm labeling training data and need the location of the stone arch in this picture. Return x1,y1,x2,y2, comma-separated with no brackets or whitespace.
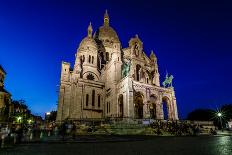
118,94,123,118
149,95,158,119
134,91,144,119
162,96,171,120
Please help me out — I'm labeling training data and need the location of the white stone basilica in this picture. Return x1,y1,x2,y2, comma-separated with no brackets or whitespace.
56,11,179,122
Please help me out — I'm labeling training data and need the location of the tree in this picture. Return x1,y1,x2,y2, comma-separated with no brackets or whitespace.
46,111,57,122
187,109,215,121
220,104,232,121
11,99,31,123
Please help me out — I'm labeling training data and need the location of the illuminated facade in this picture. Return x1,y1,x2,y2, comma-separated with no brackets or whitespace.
56,11,178,122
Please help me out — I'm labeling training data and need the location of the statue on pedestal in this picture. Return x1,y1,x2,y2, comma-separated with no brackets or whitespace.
162,72,174,88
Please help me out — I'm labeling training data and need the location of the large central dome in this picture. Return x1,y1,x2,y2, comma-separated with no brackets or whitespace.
94,10,120,43
94,26,119,43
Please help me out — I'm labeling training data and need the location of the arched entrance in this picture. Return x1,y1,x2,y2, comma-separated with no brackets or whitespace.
118,94,123,118
134,92,143,119
150,95,157,119
162,97,170,120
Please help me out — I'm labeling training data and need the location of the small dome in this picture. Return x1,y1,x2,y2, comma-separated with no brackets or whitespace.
94,25,120,43
78,22,97,50
78,37,97,50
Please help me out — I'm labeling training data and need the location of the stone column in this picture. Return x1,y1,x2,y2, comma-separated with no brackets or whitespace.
156,96,163,120
173,98,179,120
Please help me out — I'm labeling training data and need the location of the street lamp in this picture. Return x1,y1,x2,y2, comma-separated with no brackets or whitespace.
27,119,33,124
217,112,223,131
217,112,222,117
17,116,22,123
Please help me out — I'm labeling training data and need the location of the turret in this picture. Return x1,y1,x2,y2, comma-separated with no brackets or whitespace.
150,50,157,63
74,22,100,81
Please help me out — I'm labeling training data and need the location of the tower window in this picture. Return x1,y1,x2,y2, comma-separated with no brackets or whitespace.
86,94,89,107
89,55,91,63
92,56,94,64
92,90,95,107
147,78,149,84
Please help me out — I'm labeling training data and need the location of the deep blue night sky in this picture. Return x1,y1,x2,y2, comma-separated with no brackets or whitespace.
0,0,232,119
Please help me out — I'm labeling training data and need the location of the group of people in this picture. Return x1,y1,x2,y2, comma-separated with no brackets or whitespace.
150,120,216,136
0,123,50,147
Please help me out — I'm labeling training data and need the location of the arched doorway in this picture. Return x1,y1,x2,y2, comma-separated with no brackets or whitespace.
134,92,143,119
162,97,170,120
118,94,123,118
150,95,157,119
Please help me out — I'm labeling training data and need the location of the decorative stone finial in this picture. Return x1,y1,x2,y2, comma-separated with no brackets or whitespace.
150,50,157,61
104,10,109,26
87,22,93,37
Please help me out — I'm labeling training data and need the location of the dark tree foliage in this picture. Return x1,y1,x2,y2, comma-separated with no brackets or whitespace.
221,104,232,121
46,111,57,122
187,109,215,121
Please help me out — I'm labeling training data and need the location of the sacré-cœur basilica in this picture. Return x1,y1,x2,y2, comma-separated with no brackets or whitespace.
56,11,179,123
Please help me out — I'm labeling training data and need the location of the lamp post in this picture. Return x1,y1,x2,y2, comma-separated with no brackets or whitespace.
17,116,22,123
217,112,223,131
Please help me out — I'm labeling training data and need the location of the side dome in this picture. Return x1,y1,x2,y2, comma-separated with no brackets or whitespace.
78,37,97,50
78,22,98,51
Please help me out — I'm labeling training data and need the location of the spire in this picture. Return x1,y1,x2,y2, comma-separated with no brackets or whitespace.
150,50,157,61
104,10,109,26
87,22,93,38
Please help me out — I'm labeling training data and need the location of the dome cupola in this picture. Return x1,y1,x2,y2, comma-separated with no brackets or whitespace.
94,10,120,44
78,22,98,51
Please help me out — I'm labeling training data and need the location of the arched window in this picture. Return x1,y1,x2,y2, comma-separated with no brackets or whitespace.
92,56,94,64
97,56,100,68
89,55,91,63
136,65,141,81
147,78,149,84
106,52,109,61
92,90,95,107
98,95,101,107
106,102,110,113
80,56,82,63
86,94,89,106
107,102,108,113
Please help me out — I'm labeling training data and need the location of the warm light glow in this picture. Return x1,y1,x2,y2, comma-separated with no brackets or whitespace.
17,116,22,122
28,119,33,124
